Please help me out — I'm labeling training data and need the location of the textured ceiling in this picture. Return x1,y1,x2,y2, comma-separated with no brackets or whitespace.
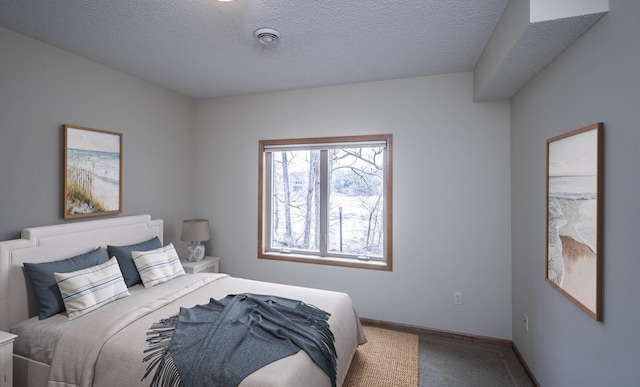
0,0,511,99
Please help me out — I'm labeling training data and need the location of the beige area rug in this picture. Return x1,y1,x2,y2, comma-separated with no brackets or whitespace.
344,326,419,387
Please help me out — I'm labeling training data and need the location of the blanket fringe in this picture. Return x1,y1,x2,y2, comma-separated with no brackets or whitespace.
142,316,183,387
299,302,338,383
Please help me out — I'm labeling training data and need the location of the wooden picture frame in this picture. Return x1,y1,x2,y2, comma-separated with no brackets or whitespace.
546,122,603,320
64,125,122,219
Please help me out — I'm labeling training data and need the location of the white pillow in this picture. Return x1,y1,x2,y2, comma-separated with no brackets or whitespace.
54,257,129,320
131,243,185,289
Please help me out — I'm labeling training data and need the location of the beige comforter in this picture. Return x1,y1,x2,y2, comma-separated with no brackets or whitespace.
47,273,365,387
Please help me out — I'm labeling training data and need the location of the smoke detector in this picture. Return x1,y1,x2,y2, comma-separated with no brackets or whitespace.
255,28,280,45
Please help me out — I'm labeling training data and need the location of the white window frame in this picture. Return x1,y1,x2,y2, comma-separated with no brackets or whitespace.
258,134,393,271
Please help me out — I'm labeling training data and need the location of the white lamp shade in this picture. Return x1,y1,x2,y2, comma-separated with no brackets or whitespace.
180,219,211,242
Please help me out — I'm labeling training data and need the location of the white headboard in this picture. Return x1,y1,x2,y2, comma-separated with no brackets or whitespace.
0,214,163,331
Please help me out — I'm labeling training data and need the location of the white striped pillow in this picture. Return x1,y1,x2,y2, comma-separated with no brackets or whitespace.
131,243,185,289
54,257,129,320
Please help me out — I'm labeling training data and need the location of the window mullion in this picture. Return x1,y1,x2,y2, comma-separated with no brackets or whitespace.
265,152,274,250
319,150,328,256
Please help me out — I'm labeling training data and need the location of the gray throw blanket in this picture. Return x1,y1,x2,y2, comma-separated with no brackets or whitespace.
142,293,337,387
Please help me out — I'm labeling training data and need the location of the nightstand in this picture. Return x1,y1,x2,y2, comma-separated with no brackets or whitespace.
182,256,220,274
0,331,16,387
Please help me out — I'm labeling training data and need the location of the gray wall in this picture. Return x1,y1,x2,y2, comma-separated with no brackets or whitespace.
193,73,513,339
511,0,640,384
0,27,195,245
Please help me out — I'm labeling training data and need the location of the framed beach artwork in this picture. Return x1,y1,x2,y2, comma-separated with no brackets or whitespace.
546,122,603,321
64,125,122,219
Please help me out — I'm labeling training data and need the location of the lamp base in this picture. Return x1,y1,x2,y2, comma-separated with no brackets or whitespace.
185,241,205,262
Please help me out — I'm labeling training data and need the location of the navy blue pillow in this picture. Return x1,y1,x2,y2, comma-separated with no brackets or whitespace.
107,236,161,287
24,247,105,320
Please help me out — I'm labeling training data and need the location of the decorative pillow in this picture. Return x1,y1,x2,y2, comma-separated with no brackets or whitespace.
107,236,162,287
23,247,105,320
54,257,129,320
131,243,185,289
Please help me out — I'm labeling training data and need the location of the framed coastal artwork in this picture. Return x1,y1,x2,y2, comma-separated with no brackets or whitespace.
546,122,603,321
64,125,122,219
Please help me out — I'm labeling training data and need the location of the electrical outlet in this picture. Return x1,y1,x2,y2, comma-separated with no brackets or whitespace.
523,313,529,332
454,292,463,305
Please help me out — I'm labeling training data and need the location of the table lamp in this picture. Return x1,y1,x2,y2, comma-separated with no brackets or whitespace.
180,219,210,262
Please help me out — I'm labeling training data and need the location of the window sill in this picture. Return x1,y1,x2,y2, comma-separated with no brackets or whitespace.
258,251,392,271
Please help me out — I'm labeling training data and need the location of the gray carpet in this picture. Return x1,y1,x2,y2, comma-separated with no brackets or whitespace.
419,335,534,387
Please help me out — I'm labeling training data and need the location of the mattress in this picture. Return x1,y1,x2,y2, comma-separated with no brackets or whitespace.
14,273,365,387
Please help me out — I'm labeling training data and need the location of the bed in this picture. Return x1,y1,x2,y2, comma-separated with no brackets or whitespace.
0,215,365,387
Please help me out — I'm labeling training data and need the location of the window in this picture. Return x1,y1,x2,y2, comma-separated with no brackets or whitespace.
258,134,392,270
